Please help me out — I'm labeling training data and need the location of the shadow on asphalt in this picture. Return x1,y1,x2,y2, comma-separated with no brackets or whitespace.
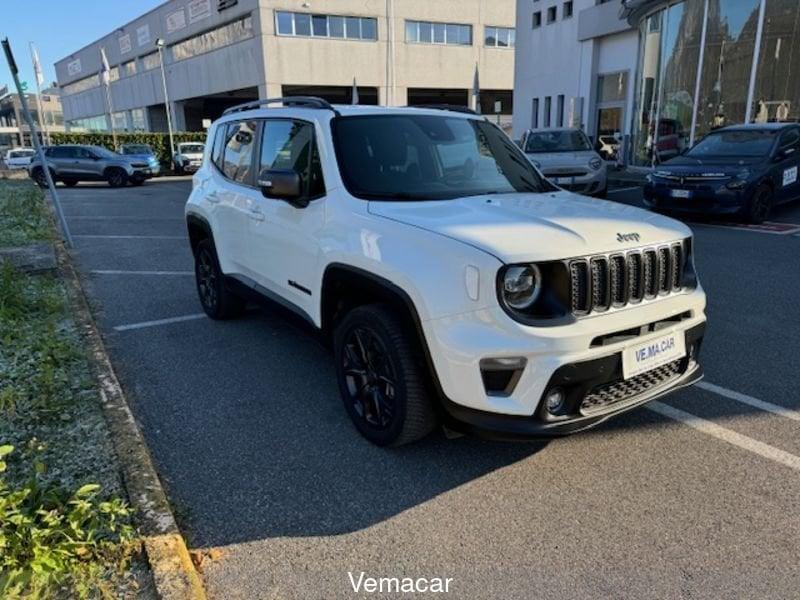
112,299,548,548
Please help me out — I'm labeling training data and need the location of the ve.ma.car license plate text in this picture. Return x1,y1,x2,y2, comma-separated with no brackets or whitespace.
622,331,686,380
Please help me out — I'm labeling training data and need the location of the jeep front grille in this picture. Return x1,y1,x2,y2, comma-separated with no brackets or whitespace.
568,242,687,316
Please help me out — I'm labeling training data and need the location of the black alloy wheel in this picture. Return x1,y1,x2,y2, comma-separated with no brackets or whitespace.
342,326,398,431
193,239,245,320
333,304,436,446
745,184,773,224
107,169,127,188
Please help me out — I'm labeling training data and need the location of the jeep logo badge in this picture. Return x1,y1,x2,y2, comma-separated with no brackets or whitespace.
617,232,641,243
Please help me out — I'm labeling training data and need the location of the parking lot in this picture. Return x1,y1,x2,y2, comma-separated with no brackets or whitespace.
60,178,800,599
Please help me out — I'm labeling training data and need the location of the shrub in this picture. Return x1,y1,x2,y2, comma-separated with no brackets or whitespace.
50,132,207,166
0,445,136,599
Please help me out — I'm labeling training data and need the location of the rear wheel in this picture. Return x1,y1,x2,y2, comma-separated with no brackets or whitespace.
62,179,78,187
106,168,127,188
194,239,246,320
743,184,773,224
333,304,437,447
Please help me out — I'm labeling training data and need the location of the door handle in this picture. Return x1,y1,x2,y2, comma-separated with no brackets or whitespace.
248,208,265,221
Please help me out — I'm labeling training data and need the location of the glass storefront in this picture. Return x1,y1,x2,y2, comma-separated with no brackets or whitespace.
630,0,799,166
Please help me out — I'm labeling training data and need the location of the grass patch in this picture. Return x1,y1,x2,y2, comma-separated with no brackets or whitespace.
0,180,53,248
0,181,148,598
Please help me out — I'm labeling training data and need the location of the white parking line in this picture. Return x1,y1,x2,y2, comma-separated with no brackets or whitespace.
696,381,800,422
114,313,206,332
607,186,642,194
75,235,185,240
647,401,800,472
90,270,193,275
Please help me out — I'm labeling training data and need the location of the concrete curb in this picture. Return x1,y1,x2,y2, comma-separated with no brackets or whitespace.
55,240,207,600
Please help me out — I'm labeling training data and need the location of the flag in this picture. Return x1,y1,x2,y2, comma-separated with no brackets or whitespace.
100,47,111,86
471,63,481,114
351,77,359,105
31,44,44,86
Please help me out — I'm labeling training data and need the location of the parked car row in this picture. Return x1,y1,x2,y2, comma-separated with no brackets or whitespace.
24,141,207,188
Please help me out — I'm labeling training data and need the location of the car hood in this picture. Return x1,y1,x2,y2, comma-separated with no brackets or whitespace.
525,151,598,169
367,192,690,264
124,153,157,161
659,155,765,173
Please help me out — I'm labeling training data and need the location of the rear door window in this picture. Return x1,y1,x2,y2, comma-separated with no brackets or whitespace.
221,120,257,185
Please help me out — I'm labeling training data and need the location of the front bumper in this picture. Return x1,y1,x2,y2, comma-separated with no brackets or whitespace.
643,182,750,215
422,289,707,440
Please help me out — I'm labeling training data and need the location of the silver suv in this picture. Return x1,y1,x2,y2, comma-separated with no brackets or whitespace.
29,144,155,188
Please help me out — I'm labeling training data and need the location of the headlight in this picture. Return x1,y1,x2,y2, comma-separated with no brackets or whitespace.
725,169,750,190
589,157,603,171
501,264,541,310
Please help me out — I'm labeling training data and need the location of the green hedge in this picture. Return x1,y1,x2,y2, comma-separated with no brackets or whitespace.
50,132,207,166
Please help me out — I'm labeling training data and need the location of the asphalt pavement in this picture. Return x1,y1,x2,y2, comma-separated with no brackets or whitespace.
60,177,800,599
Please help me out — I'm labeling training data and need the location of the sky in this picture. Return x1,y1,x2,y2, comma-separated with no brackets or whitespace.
1,1,163,92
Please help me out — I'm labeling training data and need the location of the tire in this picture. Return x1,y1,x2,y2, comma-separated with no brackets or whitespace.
106,168,127,188
194,239,246,320
62,179,78,187
174,163,184,176
31,167,49,188
333,304,437,447
742,184,773,224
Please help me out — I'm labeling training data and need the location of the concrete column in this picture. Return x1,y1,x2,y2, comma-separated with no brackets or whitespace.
392,86,408,107
170,101,187,132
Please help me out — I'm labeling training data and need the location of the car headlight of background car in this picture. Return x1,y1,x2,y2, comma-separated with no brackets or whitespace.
589,157,603,171
725,169,751,190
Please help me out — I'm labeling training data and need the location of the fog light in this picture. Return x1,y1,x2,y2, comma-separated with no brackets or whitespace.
545,388,565,414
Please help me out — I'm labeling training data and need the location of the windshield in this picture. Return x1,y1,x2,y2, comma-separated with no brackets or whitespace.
121,145,153,155
687,130,777,158
90,146,118,159
332,115,552,201
525,130,592,153
180,144,204,154
9,150,35,158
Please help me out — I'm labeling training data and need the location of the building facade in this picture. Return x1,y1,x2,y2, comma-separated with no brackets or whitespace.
514,0,800,166
55,0,515,134
0,87,65,149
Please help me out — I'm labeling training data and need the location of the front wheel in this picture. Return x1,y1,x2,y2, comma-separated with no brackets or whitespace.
743,184,773,224
333,305,437,447
31,168,49,188
106,168,127,188
194,239,245,320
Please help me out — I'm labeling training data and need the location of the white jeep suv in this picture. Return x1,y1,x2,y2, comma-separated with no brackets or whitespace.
185,98,707,446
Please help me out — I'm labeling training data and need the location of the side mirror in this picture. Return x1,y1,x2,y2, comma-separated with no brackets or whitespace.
257,168,305,206
775,147,797,161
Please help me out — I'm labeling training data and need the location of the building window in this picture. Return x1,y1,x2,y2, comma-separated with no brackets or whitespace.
544,96,552,127
276,12,378,41
131,108,146,131
532,98,539,129
405,20,472,46
533,12,542,28
547,6,557,24
563,2,573,19
112,111,128,132
557,95,565,127
485,26,515,48
141,52,160,71
122,60,137,77
597,72,628,103
67,115,108,132
62,74,100,96
171,16,254,61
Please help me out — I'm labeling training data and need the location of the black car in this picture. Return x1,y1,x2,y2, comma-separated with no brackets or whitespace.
643,123,800,223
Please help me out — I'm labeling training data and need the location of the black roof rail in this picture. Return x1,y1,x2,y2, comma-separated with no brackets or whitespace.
407,104,479,115
222,96,340,116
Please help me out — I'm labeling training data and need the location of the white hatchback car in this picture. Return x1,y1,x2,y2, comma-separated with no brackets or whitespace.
3,147,36,170
185,98,707,446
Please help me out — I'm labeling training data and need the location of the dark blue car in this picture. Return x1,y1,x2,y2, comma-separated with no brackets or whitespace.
643,123,800,223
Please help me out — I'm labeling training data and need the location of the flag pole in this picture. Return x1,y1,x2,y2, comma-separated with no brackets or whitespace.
100,47,118,150
29,42,50,146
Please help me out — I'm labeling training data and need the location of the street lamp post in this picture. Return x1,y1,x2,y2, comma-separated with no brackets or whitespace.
155,38,175,162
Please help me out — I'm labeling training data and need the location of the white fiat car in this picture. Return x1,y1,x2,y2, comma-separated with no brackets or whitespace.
185,99,706,446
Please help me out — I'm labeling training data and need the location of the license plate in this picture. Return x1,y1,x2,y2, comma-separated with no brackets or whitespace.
671,189,691,198
555,177,574,185
622,331,686,380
